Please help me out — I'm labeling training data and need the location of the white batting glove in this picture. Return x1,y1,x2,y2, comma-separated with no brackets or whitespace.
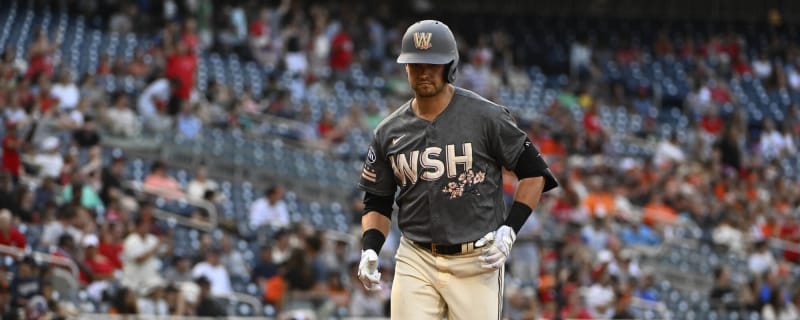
475,225,516,269
357,249,382,290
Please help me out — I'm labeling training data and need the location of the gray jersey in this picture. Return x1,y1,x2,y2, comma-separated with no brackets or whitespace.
358,87,529,245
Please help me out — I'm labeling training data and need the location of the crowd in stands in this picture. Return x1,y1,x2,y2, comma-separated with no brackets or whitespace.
0,0,799,319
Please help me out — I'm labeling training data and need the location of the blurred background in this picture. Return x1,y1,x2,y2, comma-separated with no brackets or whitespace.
0,0,799,319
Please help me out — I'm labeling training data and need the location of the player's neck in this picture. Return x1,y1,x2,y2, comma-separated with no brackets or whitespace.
412,84,455,121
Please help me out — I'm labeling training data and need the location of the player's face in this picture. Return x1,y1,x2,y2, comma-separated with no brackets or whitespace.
406,63,446,97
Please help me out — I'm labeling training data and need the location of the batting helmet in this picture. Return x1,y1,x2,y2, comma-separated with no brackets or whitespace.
397,20,459,83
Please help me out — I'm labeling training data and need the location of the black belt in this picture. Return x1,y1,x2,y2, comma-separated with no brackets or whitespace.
413,240,477,255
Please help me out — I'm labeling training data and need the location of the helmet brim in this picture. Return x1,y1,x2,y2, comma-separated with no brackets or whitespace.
397,52,453,65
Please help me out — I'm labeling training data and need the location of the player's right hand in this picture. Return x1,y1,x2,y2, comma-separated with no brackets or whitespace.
357,249,382,291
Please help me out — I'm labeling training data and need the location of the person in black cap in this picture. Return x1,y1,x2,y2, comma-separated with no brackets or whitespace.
0,278,17,320
71,115,101,150
10,256,41,309
99,150,127,206
194,276,226,317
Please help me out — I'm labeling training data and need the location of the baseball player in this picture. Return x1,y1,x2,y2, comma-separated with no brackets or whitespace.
357,20,558,319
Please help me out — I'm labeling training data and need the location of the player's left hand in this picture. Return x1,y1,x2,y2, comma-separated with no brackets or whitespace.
475,225,516,269
357,249,382,291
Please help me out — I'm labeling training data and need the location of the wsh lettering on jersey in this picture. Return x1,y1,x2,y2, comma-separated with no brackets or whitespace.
389,143,473,186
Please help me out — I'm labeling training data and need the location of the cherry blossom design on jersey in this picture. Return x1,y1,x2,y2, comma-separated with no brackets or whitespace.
441,168,486,199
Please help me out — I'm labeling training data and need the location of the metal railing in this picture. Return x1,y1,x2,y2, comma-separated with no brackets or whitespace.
218,292,264,317
0,244,80,279
630,297,672,320
123,180,219,232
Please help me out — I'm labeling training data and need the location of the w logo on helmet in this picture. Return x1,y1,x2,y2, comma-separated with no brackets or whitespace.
413,32,432,50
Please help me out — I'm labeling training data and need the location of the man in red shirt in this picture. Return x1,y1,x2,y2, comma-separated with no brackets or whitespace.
1,123,21,183
80,234,115,285
330,27,353,79
165,41,197,115
0,209,25,249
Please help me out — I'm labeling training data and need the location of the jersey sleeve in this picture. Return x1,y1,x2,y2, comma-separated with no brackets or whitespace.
357,135,397,196
489,107,529,170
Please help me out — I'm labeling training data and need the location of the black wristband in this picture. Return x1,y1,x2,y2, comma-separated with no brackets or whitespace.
504,201,533,234
362,229,386,253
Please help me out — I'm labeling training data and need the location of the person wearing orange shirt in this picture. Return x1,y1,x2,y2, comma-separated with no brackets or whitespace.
143,161,185,200
642,194,678,226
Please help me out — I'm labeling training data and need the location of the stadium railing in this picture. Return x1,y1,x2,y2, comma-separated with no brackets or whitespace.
0,243,80,279
124,180,219,231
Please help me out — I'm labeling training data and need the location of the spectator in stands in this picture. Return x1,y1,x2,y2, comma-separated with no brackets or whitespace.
10,187,36,223
749,240,777,276
654,132,686,168
633,273,659,303
71,116,101,150
348,263,385,317
710,266,737,309
325,271,350,312
99,152,127,205
51,233,94,279
25,29,57,79
31,137,63,180
1,123,22,183
0,282,13,319
137,281,169,316
165,41,197,112
753,52,774,80
40,204,71,248
163,284,187,316
585,271,617,318
142,160,185,200
321,238,350,276
164,254,194,283
608,250,641,285
256,245,286,310
283,248,317,293
304,233,328,287
582,216,610,251
610,292,636,319
50,71,80,111
191,247,232,296
219,233,248,279
334,104,368,137
760,118,796,160
177,101,202,139
329,24,354,80
60,178,104,213
547,283,593,319
786,289,800,319
186,165,218,203
137,77,174,134
10,256,41,309
316,109,342,145
102,92,140,137
248,186,290,230
713,217,746,253
121,215,164,293
253,245,280,281
194,276,226,317
762,287,797,320
98,221,124,270
0,209,25,248
109,287,138,315
714,124,743,171
619,218,661,247
81,233,114,302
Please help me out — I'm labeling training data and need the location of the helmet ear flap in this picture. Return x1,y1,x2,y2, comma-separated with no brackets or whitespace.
445,58,457,83
447,50,459,83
